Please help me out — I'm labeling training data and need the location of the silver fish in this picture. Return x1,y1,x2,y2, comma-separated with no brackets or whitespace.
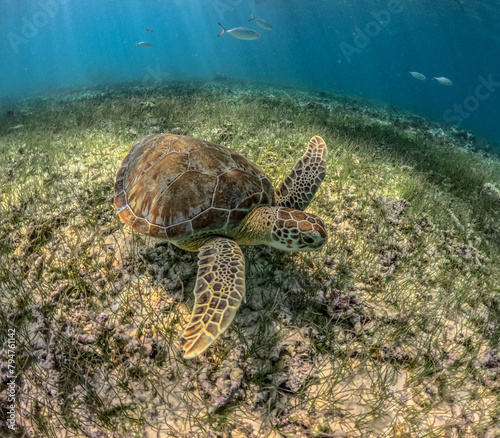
409,71,426,81
249,13,272,30
432,76,454,86
217,23,260,40
144,28,153,33
136,42,152,48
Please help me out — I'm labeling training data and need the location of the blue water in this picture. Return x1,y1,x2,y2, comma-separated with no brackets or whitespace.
1,0,499,146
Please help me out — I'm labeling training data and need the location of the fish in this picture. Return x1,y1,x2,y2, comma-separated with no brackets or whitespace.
409,71,426,81
432,76,454,86
217,23,261,40
144,28,153,33
248,13,273,30
136,42,152,48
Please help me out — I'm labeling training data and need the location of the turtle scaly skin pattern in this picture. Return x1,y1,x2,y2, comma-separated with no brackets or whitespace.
182,238,245,358
274,135,328,210
114,134,328,358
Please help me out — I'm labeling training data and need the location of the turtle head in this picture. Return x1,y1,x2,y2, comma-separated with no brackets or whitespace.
270,208,327,251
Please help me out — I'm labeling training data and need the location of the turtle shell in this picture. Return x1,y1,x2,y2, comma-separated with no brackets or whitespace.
114,134,274,243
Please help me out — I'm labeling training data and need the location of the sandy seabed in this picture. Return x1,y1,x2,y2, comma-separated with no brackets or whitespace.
1,80,500,437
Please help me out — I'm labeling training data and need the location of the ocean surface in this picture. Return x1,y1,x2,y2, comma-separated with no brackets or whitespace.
1,0,499,147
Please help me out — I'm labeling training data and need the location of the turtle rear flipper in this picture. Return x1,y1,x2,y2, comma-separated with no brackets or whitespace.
182,237,246,359
274,135,328,210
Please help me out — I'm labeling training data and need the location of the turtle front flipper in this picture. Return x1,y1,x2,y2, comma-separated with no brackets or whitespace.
274,135,328,210
182,237,245,359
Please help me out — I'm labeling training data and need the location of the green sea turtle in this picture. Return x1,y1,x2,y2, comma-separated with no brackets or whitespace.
114,134,328,358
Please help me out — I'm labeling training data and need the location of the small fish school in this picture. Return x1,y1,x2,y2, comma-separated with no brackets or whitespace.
409,71,454,86
217,13,272,40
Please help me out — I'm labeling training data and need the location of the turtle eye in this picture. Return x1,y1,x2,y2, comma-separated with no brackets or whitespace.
301,235,315,245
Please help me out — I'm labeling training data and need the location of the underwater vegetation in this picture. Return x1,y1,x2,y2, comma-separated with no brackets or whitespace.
0,81,500,437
